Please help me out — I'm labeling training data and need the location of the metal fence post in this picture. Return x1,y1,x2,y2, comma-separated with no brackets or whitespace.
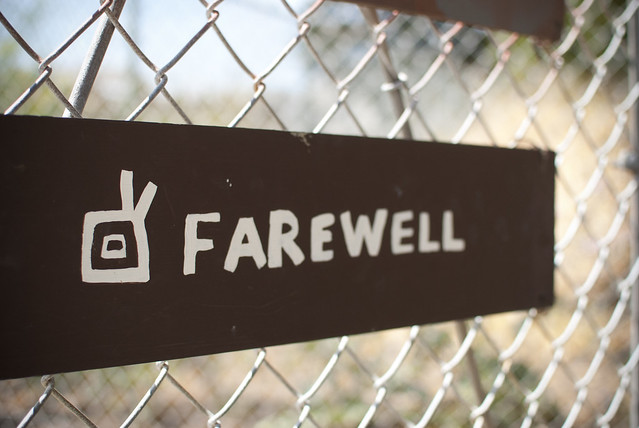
629,7,639,428
62,0,126,117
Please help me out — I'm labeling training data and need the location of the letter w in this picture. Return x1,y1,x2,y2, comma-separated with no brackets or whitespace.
340,209,388,257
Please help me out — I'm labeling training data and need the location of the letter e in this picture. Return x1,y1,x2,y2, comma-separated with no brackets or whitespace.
311,213,335,262
391,210,414,255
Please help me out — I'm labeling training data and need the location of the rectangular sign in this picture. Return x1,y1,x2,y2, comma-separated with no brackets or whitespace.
0,115,554,379
338,0,565,41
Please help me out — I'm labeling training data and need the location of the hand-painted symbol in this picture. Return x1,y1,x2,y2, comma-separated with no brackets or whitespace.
81,170,157,283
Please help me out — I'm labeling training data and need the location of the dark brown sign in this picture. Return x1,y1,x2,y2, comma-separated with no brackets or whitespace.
0,115,554,379
338,0,565,41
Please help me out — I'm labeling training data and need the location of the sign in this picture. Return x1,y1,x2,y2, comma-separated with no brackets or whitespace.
0,115,554,379
338,0,565,41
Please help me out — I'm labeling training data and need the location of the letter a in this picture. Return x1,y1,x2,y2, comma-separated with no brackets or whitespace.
224,217,267,273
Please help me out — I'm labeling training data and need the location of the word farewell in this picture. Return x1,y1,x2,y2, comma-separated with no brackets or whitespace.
82,170,465,283
185,208,465,275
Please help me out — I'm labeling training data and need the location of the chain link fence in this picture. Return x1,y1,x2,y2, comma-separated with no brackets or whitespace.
1,0,638,426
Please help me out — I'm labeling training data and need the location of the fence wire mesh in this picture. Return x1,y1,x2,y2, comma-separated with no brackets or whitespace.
1,0,638,426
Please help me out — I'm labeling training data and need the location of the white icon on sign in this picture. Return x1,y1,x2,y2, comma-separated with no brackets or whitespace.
81,170,157,283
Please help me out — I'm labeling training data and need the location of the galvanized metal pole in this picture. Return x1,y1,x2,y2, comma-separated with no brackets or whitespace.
359,7,414,140
63,0,127,117
629,7,639,428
